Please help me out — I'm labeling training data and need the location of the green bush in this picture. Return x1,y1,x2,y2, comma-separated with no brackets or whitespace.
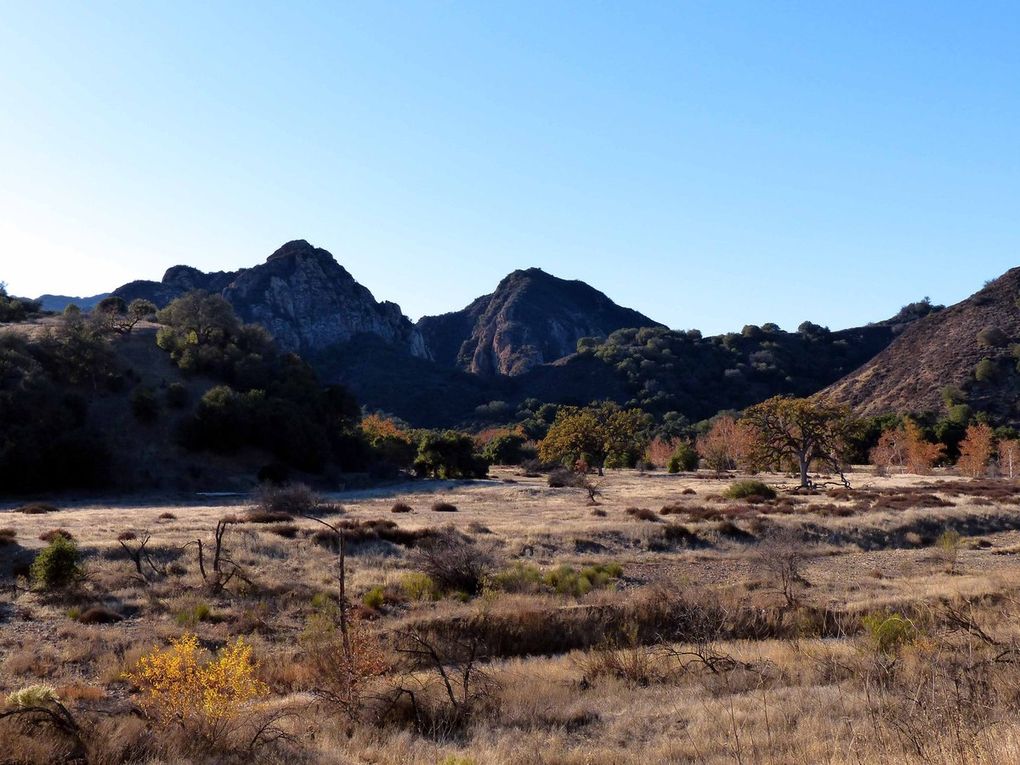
861,612,917,655
401,572,440,601
670,441,699,472
30,536,82,589
723,479,777,501
975,358,999,382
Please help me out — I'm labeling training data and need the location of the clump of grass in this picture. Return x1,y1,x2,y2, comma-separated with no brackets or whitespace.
157,512,176,520
242,509,294,523
175,601,212,627
0,528,16,546
724,480,777,501
488,562,623,596
431,501,458,512
116,530,137,541
391,502,413,513
362,586,386,610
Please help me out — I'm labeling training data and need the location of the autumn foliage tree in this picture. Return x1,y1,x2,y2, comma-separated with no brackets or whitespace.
740,396,855,488
957,423,995,477
696,415,755,472
870,419,944,475
538,402,650,474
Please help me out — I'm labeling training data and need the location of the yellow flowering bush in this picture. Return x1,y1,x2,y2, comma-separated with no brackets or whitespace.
127,633,267,726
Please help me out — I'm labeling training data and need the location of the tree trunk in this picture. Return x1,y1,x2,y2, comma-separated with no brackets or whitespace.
798,454,810,487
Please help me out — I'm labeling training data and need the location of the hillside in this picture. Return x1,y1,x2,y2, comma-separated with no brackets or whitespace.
418,267,662,376
823,268,1020,422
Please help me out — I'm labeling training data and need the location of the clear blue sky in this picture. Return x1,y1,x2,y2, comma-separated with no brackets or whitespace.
1,2,1018,334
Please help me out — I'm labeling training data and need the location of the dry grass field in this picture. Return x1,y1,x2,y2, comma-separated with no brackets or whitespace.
5,467,1020,764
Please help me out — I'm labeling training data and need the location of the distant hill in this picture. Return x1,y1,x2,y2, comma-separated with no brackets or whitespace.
35,293,110,312
823,268,1020,424
418,268,661,376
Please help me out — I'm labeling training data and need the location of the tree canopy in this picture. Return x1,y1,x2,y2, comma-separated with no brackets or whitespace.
538,402,650,474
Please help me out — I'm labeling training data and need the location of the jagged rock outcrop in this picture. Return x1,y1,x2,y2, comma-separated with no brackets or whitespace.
111,240,426,357
222,240,426,356
822,268,1020,422
418,267,661,376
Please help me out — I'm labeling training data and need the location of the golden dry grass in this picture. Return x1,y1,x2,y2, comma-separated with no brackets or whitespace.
4,468,1020,763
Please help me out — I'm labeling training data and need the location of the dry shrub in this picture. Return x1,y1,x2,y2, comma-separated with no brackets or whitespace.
411,528,496,595
241,509,293,523
157,512,176,520
77,606,123,624
267,523,299,538
14,503,59,514
575,624,663,686
311,519,437,550
431,501,458,513
116,530,137,541
254,482,336,517
625,507,659,522
0,527,16,545
681,487,697,495
39,528,75,543
391,502,413,513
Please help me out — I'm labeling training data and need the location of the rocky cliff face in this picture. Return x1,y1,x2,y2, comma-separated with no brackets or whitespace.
112,240,426,357
822,267,1020,422
418,267,661,376
223,240,426,356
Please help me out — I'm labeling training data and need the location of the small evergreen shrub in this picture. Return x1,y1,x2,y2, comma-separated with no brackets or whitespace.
724,480,777,501
165,382,190,408
30,536,82,589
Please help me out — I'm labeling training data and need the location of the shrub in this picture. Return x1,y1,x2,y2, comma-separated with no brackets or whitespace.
626,507,660,522
391,502,413,513
543,563,623,597
670,441,699,472
975,357,999,382
977,326,1009,347
411,529,495,595
362,586,386,609
0,527,16,545
724,480,776,501
254,482,326,517
431,501,458,512
38,528,74,543
165,382,190,408
30,536,81,589
14,503,59,514
862,612,917,655
78,605,123,624
401,572,440,601
126,633,267,729
547,467,580,487
158,512,177,520
130,386,159,423
6,685,59,708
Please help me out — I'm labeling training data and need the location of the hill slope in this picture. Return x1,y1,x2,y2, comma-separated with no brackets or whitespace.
418,268,661,376
822,268,1020,422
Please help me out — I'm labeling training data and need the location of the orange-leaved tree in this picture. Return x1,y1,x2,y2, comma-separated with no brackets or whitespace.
696,415,755,472
957,423,995,477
